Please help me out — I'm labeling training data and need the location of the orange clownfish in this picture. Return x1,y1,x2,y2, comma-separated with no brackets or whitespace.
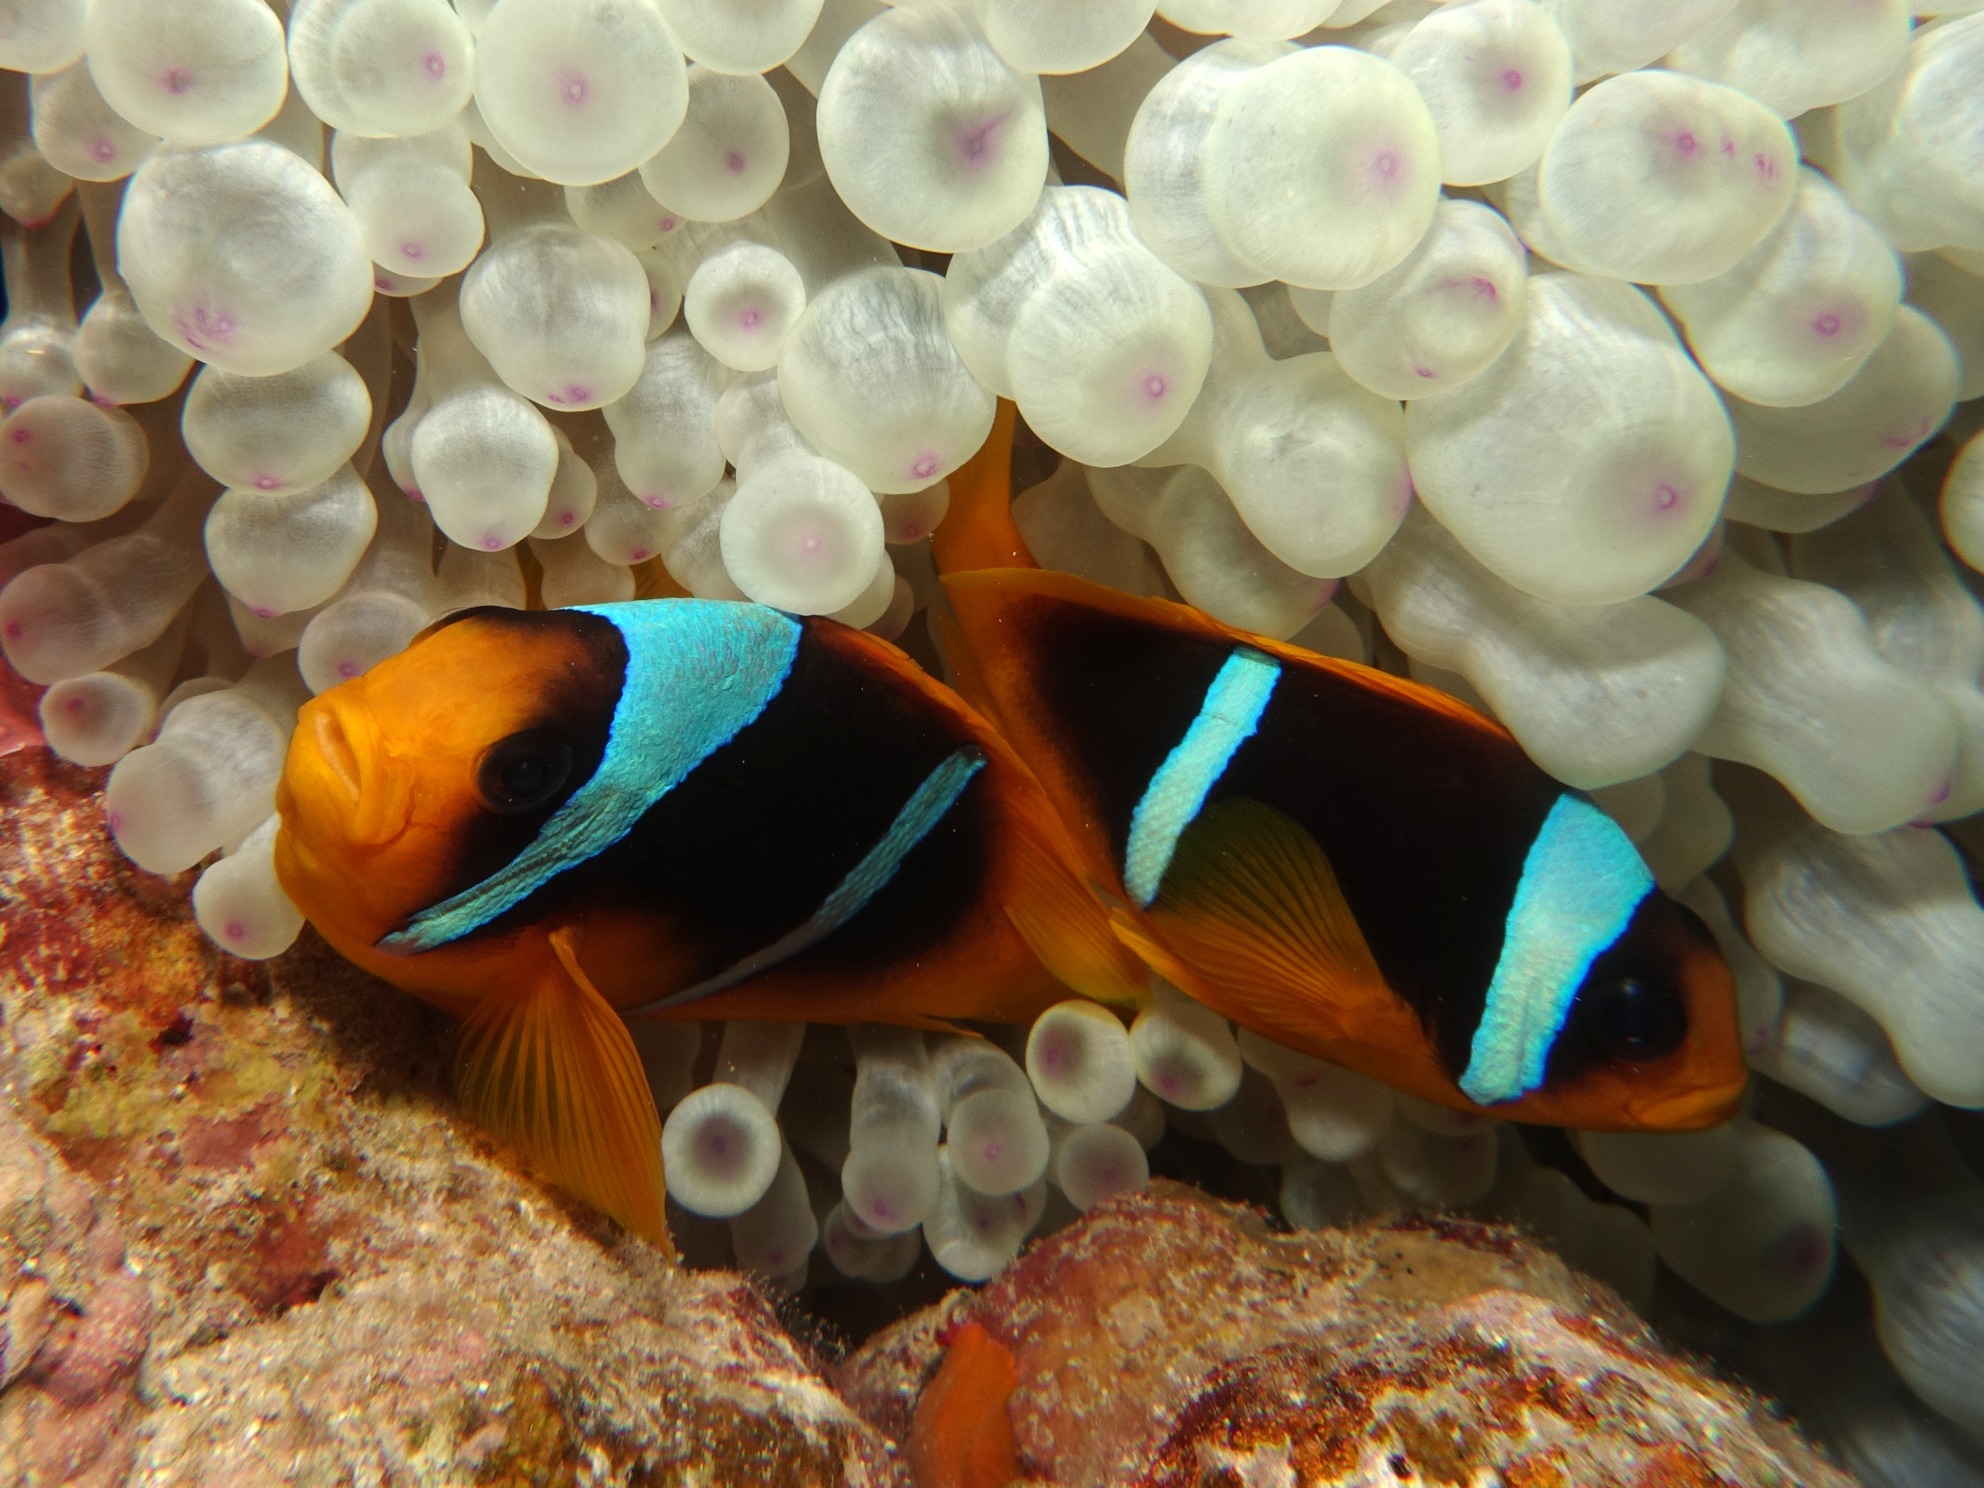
273,595,1143,1250
932,403,1746,1135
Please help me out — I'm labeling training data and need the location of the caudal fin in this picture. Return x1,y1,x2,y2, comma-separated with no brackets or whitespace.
908,1320,1025,1488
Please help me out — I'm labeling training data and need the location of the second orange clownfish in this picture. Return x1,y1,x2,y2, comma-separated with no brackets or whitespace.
273,404,1745,1250
933,405,1744,1137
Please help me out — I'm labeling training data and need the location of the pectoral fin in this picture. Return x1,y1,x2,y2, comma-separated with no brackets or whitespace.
457,927,674,1254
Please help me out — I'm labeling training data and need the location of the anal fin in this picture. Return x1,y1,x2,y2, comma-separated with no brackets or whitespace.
457,927,674,1254
1145,799,1393,1047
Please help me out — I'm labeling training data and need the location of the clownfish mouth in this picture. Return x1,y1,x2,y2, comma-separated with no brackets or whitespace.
311,705,363,808
1623,1072,1747,1132
283,695,415,852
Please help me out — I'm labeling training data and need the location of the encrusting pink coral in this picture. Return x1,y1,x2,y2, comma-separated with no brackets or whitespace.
835,1183,1862,1488
0,1078,150,1488
0,742,906,1484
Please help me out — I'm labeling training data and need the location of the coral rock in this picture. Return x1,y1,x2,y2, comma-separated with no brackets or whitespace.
0,744,905,1485
836,1184,1858,1488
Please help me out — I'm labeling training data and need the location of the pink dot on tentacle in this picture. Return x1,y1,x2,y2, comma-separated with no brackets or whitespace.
1883,415,1933,450
400,241,424,261
1501,68,1524,91
1143,374,1168,402
162,67,193,96
1653,483,1681,512
1674,132,1698,157
910,454,941,480
253,607,275,618
1778,1223,1829,1275
725,150,748,175
8,428,29,445
224,921,246,942
337,660,360,678
561,72,590,107
483,534,506,551
1371,149,1399,180
1813,313,1842,338
955,115,1006,168
737,308,763,331
629,547,652,562
254,474,281,490
424,51,446,80
90,138,116,165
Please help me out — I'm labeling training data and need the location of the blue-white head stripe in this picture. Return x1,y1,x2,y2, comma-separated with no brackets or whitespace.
379,601,802,954
1123,646,1281,908
1458,794,1655,1105
628,746,986,1012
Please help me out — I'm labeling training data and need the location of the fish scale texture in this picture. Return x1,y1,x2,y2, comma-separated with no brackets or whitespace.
834,1183,1862,1488
0,743,907,1487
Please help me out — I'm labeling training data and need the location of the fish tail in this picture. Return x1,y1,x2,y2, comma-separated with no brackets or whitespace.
931,399,1038,577
908,1319,1025,1488
1002,795,1149,1010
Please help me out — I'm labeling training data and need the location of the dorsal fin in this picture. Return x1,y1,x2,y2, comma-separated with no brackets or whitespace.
942,565,1511,743
931,399,1038,575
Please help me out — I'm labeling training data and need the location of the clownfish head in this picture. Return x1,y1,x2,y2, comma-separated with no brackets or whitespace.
1506,889,1747,1131
273,606,627,988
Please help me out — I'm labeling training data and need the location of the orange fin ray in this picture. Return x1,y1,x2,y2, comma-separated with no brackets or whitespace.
931,399,1036,576
457,927,674,1253
1003,810,1149,1009
908,1320,1024,1488
1147,799,1390,1044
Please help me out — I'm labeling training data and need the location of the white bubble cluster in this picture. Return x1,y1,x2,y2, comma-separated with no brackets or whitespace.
5,0,1984,1420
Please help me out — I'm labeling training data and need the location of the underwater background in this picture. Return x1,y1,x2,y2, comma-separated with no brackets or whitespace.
5,0,1984,1482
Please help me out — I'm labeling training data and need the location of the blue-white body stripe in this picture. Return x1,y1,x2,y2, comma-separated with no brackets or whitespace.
1122,646,1281,908
628,746,987,1012
379,601,802,954
1458,794,1655,1105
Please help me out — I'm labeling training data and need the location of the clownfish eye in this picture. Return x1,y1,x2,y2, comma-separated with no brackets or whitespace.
1584,976,1687,1065
477,730,575,815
